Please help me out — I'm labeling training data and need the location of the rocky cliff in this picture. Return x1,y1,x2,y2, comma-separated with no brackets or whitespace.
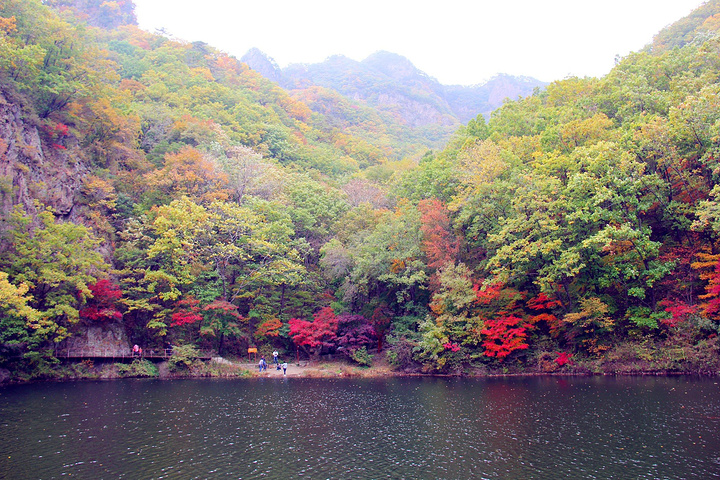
0,88,85,223
60,323,130,357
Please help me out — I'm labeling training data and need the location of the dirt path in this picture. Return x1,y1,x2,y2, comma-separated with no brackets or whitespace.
238,357,398,378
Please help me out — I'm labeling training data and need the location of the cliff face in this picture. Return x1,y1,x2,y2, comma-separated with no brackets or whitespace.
0,89,86,222
240,48,284,84
60,324,130,357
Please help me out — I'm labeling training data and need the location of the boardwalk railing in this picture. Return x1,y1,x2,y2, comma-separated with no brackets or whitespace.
55,347,212,361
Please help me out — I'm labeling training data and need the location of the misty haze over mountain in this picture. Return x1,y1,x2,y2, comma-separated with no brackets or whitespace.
241,48,547,127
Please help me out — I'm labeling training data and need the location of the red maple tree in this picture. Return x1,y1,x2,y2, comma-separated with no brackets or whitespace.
79,279,123,323
481,314,529,359
170,296,203,327
288,307,339,357
526,292,563,337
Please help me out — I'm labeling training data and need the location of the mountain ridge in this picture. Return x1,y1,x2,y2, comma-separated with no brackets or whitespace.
241,49,547,126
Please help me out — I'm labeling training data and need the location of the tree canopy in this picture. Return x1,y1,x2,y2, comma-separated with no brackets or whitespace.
2,0,720,376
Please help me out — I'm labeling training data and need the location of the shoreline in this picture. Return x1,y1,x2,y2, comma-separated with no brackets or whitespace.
1,357,717,385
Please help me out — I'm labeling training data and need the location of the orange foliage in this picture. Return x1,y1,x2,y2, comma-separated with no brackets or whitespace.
418,198,459,270
0,16,17,34
119,79,146,93
255,318,283,338
144,145,228,201
698,258,720,320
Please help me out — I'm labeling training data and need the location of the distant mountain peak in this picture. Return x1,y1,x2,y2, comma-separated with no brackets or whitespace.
241,48,283,83
362,50,436,83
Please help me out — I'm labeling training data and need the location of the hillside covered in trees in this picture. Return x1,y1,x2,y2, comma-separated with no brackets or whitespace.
1,0,720,380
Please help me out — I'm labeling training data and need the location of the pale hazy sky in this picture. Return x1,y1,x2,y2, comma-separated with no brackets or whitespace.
133,0,706,85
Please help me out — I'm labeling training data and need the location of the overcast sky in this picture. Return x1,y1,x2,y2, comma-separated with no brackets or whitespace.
133,0,706,85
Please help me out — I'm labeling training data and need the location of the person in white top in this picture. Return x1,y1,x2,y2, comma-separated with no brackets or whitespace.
272,350,279,365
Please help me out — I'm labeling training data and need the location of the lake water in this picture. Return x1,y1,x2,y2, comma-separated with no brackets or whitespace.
1,376,719,479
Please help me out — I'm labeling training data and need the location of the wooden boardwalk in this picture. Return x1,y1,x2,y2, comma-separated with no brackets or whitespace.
55,348,212,361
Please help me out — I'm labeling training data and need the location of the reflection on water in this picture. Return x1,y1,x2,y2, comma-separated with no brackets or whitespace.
1,376,719,479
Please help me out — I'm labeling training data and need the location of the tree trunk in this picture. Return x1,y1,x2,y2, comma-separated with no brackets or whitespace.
279,283,286,317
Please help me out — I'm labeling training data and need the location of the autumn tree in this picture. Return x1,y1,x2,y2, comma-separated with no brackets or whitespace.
288,307,338,358
336,313,376,355
79,279,123,324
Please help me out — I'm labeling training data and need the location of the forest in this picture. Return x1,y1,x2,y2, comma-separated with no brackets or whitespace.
1,0,720,379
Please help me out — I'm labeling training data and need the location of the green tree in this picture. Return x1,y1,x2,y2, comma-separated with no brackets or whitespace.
1,206,108,360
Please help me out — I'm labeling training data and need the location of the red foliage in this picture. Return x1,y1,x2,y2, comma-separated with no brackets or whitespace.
474,282,504,305
203,299,241,316
481,314,529,359
288,318,314,344
288,307,338,354
526,293,562,336
79,279,123,323
41,122,69,149
658,299,698,327
370,304,393,351
526,293,562,310
443,342,461,352
336,314,376,353
170,296,203,327
658,244,701,304
555,351,573,366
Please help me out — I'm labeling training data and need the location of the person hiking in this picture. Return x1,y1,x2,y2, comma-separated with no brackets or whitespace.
282,361,288,375
259,357,267,372
272,350,279,365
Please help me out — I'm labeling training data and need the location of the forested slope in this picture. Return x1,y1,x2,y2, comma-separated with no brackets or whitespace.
1,0,719,379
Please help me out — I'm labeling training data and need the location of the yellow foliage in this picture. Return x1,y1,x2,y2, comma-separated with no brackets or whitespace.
557,113,614,149
563,297,614,330
82,175,116,209
100,2,120,10
0,271,38,322
390,258,406,273
702,13,720,32
458,139,507,186
544,77,597,108
191,67,214,82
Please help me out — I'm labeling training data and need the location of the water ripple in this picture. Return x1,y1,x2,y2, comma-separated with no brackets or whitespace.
1,376,719,479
